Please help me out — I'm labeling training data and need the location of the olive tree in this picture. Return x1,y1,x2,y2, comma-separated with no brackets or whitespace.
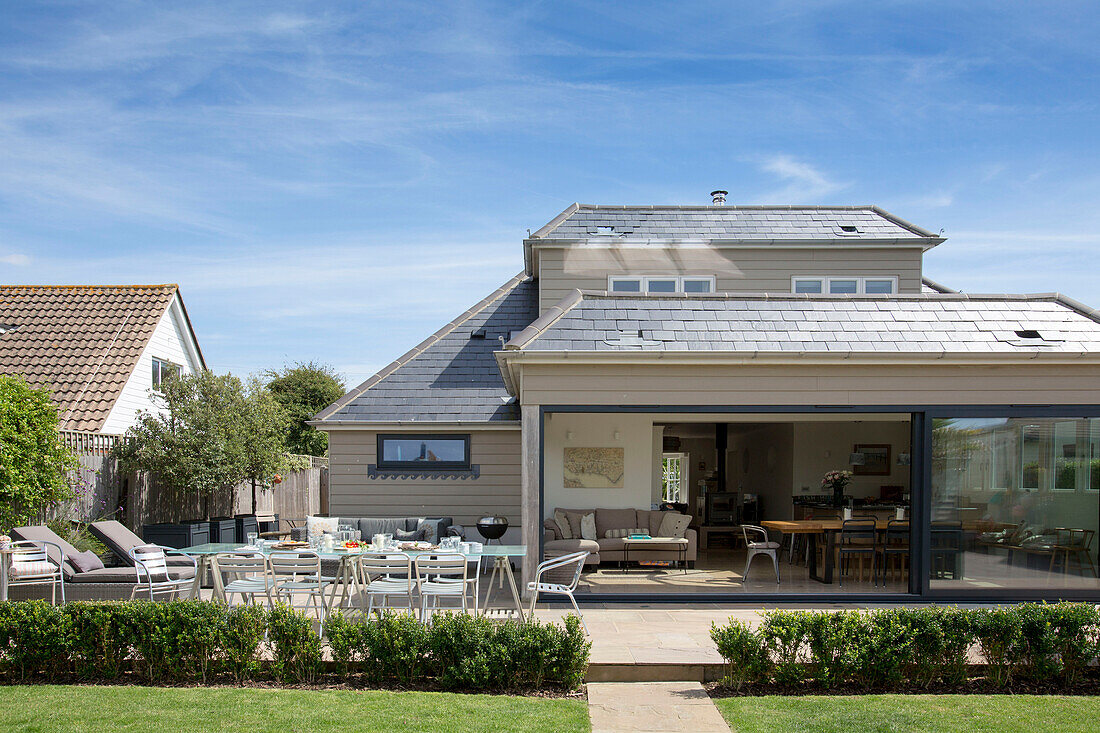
0,375,77,530
115,371,290,519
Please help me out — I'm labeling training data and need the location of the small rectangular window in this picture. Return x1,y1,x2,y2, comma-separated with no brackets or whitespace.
645,278,678,293
682,278,714,293
864,279,896,294
377,434,471,470
828,278,859,294
609,277,642,293
152,357,180,387
793,278,824,294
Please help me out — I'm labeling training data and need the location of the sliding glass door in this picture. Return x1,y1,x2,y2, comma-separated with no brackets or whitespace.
929,416,1100,594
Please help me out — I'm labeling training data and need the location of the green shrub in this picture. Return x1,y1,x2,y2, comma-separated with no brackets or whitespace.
710,619,766,690
221,604,267,684
324,611,363,679
267,603,322,684
759,611,809,686
862,609,919,687
1045,601,1100,685
804,611,869,687
1015,602,1062,681
0,600,69,680
358,611,431,685
973,607,1024,687
427,612,498,689
62,602,133,680
497,614,589,691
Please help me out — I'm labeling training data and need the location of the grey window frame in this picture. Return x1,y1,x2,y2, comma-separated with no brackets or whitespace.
376,433,472,471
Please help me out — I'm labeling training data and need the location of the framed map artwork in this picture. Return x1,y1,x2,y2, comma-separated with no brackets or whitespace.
563,447,625,488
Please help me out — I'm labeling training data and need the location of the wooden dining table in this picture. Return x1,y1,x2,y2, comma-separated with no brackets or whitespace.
761,518,909,585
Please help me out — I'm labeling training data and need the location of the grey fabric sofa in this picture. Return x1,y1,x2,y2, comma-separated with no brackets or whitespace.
291,516,454,544
543,508,697,568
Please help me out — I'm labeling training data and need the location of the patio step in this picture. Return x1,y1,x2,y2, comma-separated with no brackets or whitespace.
586,662,726,683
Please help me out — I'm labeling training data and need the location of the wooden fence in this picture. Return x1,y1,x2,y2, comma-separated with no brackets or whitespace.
51,431,327,531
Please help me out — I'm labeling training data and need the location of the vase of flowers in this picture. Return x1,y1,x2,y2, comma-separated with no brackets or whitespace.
822,470,853,507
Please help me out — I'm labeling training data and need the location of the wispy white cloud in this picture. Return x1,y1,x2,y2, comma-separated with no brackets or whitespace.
753,155,847,203
0,253,31,266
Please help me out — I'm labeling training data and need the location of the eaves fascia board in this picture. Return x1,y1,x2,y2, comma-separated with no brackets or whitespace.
497,350,1100,367
309,420,520,431
524,237,941,248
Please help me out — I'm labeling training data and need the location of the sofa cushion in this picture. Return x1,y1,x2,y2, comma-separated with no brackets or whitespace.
599,537,689,552
358,518,407,539
596,537,626,552
553,510,574,539
306,516,339,539
658,512,691,539
543,518,563,541
636,510,662,537
544,538,599,559
595,508,637,538
395,526,427,542
578,513,596,540
604,527,647,539
415,519,439,543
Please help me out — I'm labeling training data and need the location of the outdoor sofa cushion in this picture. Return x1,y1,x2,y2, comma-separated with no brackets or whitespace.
69,550,105,573
89,521,195,568
291,517,453,543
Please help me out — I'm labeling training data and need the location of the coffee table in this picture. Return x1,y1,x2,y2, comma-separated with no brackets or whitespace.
621,536,689,573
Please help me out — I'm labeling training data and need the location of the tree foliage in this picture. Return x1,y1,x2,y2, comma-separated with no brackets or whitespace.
114,371,290,519
264,362,345,456
0,375,78,530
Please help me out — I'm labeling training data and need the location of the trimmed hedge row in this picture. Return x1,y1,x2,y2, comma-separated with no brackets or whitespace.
0,601,589,691
710,603,1100,690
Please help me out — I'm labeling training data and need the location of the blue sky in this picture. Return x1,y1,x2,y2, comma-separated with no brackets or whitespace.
1,1,1098,386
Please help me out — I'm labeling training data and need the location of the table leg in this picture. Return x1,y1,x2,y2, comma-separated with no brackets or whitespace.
0,553,9,601
209,557,227,603
188,556,205,600
807,532,837,584
823,531,836,584
500,558,525,622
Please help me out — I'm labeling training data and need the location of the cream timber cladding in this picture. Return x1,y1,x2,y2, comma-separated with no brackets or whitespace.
513,363,1100,407
101,293,203,434
536,245,925,312
326,429,521,526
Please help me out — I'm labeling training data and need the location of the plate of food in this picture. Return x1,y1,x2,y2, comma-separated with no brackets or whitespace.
335,540,365,551
273,540,309,550
398,541,438,551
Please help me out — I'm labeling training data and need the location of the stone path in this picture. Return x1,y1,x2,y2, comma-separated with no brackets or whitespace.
586,682,730,733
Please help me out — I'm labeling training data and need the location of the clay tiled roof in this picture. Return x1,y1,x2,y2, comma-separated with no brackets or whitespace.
0,284,192,431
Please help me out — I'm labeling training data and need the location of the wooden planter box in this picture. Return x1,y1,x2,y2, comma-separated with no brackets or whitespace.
142,521,210,549
235,514,259,543
207,517,238,543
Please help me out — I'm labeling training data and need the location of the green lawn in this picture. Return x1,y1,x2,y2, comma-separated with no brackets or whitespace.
0,686,589,733
715,695,1100,733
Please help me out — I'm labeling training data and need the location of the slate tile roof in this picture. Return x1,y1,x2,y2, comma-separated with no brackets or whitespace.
509,292,1100,355
531,204,935,241
0,284,193,431
315,274,538,424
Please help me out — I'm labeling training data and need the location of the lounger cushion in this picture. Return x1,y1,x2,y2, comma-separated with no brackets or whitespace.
10,525,81,578
89,521,194,567
69,550,105,573
69,565,196,584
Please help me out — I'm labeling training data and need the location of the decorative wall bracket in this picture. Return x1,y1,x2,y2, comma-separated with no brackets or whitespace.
367,464,480,480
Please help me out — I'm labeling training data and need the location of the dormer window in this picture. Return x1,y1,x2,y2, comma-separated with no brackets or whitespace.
792,276,898,295
837,225,862,235
609,276,715,294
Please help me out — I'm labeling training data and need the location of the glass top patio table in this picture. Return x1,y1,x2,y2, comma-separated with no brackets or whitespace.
176,542,526,560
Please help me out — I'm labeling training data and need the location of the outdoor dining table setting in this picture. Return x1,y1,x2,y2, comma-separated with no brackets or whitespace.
176,535,528,620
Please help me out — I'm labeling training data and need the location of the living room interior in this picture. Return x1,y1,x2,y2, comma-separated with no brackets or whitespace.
543,411,916,596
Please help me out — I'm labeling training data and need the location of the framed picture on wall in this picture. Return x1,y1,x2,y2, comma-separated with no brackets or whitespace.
852,444,891,476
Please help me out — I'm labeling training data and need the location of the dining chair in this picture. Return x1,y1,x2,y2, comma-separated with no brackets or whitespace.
269,551,334,622
355,552,416,616
930,521,965,580
740,525,780,584
130,545,198,601
212,553,272,607
527,551,589,633
877,520,910,586
1054,528,1098,577
7,540,66,604
413,553,470,619
837,519,877,587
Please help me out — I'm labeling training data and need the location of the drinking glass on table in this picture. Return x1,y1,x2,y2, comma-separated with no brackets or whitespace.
246,531,258,547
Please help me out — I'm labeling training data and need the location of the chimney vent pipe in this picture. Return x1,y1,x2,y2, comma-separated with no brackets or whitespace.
710,190,727,205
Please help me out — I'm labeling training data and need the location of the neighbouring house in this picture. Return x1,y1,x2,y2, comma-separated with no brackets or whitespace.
0,284,205,433
313,194,1100,603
